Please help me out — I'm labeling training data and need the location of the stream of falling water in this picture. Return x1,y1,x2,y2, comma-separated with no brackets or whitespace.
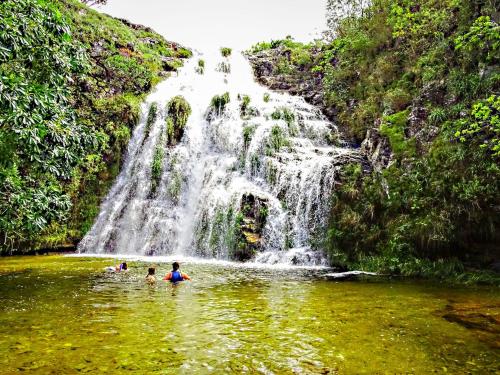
78,50,362,265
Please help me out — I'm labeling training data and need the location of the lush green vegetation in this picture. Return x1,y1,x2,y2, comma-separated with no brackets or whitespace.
0,0,190,253
249,0,500,280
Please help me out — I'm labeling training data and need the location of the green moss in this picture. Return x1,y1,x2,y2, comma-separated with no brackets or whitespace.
263,93,271,103
379,110,415,158
150,133,165,195
242,124,257,150
144,102,158,138
165,95,192,145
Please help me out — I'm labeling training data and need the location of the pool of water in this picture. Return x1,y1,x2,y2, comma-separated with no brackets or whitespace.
0,255,498,374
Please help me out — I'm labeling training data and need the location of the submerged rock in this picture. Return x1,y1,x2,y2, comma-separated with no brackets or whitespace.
324,271,378,280
440,302,500,349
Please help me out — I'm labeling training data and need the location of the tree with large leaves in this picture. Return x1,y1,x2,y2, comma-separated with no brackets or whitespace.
0,0,96,251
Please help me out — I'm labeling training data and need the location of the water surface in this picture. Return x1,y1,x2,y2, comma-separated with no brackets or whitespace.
0,256,498,373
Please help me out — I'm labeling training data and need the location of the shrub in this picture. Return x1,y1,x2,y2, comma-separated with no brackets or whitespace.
220,47,232,57
209,92,230,117
455,16,500,63
454,95,500,157
271,107,297,135
239,94,257,118
428,107,447,125
263,93,271,102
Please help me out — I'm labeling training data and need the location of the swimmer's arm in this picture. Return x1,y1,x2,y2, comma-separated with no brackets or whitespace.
163,272,172,281
182,273,191,281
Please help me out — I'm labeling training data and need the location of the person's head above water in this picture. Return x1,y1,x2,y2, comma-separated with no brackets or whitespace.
147,267,155,276
121,262,128,270
172,262,180,271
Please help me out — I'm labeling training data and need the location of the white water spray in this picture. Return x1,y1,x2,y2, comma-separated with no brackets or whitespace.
78,50,362,265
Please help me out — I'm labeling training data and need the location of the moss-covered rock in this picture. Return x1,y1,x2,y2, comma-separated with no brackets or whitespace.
207,92,230,120
165,95,192,145
220,47,232,57
230,193,269,261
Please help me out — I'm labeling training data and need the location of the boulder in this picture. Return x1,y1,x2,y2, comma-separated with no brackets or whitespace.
231,193,269,261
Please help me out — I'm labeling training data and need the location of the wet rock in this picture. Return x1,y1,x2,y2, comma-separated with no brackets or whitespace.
324,271,378,280
246,48,325,115
407,99,439,154
161,57,179,72
91,41,106,58
361,127,393,172
231,193,269,261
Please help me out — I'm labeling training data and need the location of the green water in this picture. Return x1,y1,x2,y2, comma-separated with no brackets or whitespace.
0,256,498,374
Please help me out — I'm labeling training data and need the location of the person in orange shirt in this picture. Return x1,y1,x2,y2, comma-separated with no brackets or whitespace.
163,262,191,283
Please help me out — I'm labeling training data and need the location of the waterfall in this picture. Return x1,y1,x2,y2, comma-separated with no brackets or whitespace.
78,50,362,265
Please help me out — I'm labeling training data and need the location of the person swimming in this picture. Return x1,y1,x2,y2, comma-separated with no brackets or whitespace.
145,267,156,284
163,262,191,283
105,262,128,273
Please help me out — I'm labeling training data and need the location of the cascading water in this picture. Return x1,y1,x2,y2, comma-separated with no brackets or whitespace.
78,50,362,265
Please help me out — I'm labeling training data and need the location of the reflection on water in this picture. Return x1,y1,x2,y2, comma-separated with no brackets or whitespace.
0,256,498,373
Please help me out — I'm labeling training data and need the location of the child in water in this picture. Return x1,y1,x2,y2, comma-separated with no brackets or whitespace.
163,262,191,283
105,262,128,273
145,267,156,284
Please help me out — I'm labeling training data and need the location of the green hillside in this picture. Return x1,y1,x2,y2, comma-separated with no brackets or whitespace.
0,0,191,252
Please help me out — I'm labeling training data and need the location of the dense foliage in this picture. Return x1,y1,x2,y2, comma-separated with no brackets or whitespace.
249,0,499,280
0,0,190,253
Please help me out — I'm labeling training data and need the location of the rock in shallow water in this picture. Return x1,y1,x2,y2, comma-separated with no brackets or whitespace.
324,271,378,280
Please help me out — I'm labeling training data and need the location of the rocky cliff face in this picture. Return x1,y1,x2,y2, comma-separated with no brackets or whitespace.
246,47,325,113
246,48,384,170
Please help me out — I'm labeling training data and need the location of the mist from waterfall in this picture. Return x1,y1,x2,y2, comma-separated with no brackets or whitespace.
78,50,361,265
